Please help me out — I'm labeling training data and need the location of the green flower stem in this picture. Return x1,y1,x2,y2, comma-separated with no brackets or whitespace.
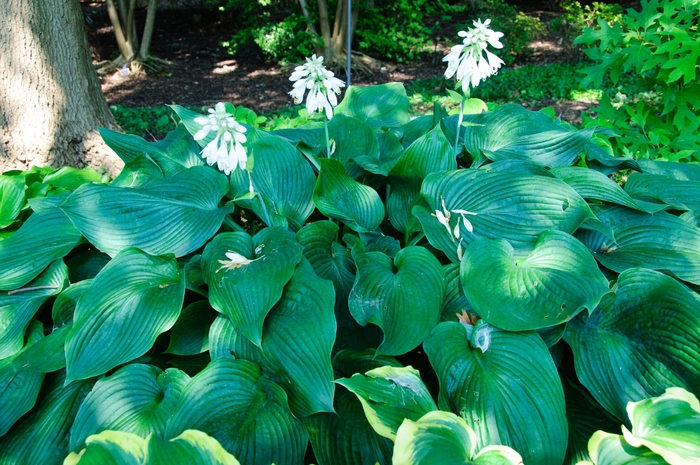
454,90,470,157
324,117,331,156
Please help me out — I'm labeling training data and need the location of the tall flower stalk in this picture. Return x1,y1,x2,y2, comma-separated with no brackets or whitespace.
444,19,504,156
288,54,345,157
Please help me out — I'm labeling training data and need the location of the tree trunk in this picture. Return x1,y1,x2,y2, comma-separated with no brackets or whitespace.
0,0,123,175
138,0,157,61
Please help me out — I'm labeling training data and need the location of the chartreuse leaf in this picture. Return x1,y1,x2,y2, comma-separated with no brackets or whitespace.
336,366,437,441
387,124,455,234
70,364,190,451
60,166,230,258
0,370,93,465
0,174,24,228
229,127,315,230
0,259,68,358
462,104,604,167
579,204,700,285
415,169,594,262
65,431,145,465
41,166,104,191
165,301,218,355
580,431,667,465
313,158,384,232
462,232,609,331
65,248,185,382
208,266,336,418
621,387,700,464
0,320,45,435
393,411,524,465
165,358,308,465
0,207,81,291
425,321,568,465
564,268,700,422
201,227,302,346
349,247,445,356
624,172,700,212
334,82,411,129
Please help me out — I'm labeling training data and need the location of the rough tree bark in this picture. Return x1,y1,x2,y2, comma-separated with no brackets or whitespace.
0,0,123,175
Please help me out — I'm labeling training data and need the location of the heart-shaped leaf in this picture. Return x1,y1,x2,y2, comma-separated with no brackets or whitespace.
61,166,230,258
462,232,609,331
349,246,445,356
582,431,667,465
65,248,185,381
424,321,568,465
201,227,303,346
335,83,411,129
327,114,380,176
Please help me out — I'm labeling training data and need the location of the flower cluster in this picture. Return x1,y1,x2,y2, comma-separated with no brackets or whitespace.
443,18,504,93
434,197,478,260
193,102,248,175
289,55,345,119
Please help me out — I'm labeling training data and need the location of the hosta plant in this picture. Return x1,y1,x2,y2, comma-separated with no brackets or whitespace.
1,82,700,465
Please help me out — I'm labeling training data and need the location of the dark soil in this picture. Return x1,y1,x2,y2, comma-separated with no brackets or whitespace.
84,3,593,124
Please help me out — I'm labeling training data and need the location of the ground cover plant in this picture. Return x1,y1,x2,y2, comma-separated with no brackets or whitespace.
3,9,700,465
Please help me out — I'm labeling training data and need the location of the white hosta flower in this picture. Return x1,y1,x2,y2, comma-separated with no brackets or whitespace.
433,198,478,250
444,18,504,93
193,102,247,175
217,251,255,273
289,54,345,119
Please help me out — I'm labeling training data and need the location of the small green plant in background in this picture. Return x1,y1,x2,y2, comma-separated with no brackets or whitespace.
549,0,623,57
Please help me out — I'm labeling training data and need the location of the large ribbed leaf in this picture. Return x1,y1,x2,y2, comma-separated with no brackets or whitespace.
0,207,81,290
314,158,384,232
424,321,568,465
70,364,190,450
65,431,144,465
622,387,700,464
442,263,472,321
582,431,667,465
387,124,456,234
550,167,664,213
208,266,336,418
0,174,24,228
61,166,229,258
65,248,185,381
336,366,437,441
201,227,302,346
0,371,93,465
327,114,380,175
624,172,700,212
637,158,700,181
578,204,700,285
166,301,218,356
414,169,594,262
461,232,609,331
0,259,68,358
349,247,445,356
229,127,315,230
334,83,411,129
462,104,604,167
355,128,404,176
52,280,92,328
393,411,524,465
564,268,700,422
165,358,308,465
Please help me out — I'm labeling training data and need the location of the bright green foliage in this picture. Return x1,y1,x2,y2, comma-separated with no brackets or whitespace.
1,84,700,465
576,0,700,161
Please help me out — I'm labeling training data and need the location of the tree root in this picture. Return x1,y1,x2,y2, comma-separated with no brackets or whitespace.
94,55,173,76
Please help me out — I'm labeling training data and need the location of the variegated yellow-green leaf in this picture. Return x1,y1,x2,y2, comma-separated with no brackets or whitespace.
582,431,666,465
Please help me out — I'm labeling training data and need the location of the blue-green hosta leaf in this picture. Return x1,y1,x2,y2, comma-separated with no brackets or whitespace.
621,387,700,464
9,323,71,374
313,158,384,232
355,129,404,176
578,205,700,285
424,321,568,465
0,321,45,435
637,158,700,181
0,370,93,465
201,228,303,346
328,114,380,176
0,259,68,358
66,249,110,283
624,172,700,212
52,280,92,328
61,166,230,258
387,124,456,234
550,167,665,213
70,364,190,451
305,387,394,465
65,248,185,381
166,301,218,356
415,169,594,262
564,268,700,422
111,155,165,188
582,431,667,465
208,266,336,418
0,207,81,291
334,83,411,129
461,232,609,331
349,247,445,356
0,174,24,228
165,358,308,465
462,104,605,167
336,366,437,441
393,411,524,465
229,127,315,230
441,263,473,321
